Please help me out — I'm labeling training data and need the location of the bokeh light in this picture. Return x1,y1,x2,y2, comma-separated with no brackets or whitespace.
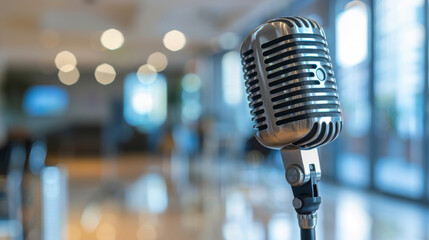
68,224,81,240
218,32,240,50
80,203,102,232
23,86,69,116
95,63,116,85
147,52,168,72
132,92,153,114
58,67,80,85
100,28,125,50
123,73,167,130
163,30,186,51
181,73,201,93
137,64,157,83
55,51,77,72
96,223,116,240
336,1,368,67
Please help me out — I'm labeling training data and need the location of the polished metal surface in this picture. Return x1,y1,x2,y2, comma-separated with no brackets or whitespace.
292,197,303,209
282,148,321,185
240,17,343,150
298,212,318,229
285,164,305,186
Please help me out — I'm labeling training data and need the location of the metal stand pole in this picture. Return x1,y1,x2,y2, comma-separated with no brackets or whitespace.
281,149,321,240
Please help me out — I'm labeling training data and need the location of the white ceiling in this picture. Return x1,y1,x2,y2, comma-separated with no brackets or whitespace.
0,0,291,72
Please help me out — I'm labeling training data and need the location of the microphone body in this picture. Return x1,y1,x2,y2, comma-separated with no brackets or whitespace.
240,17,343,240
241,17,342,151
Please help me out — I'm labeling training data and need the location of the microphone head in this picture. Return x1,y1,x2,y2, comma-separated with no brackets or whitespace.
240,17,342,150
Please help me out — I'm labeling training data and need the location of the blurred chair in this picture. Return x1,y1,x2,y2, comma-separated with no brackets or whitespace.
22,141,47,240
0,140,49,240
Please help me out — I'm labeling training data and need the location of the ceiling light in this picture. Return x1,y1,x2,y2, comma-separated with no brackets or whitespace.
147,52,168,72
163,30,186,52
95,63,116,85
137,64,157,84
58,67,79,85
100,28,124,50
55,51,77,71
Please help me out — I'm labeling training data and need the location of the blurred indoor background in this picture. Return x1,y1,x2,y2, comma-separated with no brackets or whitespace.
1,0,429,239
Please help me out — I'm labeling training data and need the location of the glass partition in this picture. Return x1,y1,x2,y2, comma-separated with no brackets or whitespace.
335,0,371,187
374,0,425,198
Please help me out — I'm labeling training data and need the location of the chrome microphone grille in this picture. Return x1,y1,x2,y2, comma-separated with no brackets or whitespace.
241,17,342,150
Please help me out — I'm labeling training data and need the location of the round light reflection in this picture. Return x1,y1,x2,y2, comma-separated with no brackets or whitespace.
137,64,157,83
147,52,168,72
96,223,116,240
163,30,186,52
132,92,153,114
182,73,201,92
218,32,239,50
55,51,77,71
58,67,80,85
95,63,116,85
100,28,124,50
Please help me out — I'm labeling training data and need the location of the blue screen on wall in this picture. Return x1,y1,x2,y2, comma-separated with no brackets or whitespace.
23,86,69,116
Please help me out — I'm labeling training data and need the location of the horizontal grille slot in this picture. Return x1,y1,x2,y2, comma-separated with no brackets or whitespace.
249,86,260,94
263,41,326,57
265,49,328,64
250,94,261,101
245,64,256,71
276,112,340,126
241,48,268,131
322,64,332,70
254,109,265,116
252,102,263,108
267,64,317,79
273,96,338,109
325,79,335,85
257,125,268,131
270,80,320,95
266,57,329,71
261,34,325,49
246,79,259,87
269,72,314,87
272,88,336,102
274,104,340,118
243,56,255,64
246,72,257,79
256,117,266,123
242,49,254,56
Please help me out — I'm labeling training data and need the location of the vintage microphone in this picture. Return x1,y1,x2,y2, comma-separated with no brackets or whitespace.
240,17,343,240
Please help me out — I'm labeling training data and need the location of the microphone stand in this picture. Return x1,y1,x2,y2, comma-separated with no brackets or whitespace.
281,149,321,240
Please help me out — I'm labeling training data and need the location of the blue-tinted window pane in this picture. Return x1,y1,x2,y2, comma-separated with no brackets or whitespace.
336,2,370,187
221,51,253,136
374,0,424,198
123,73,167,132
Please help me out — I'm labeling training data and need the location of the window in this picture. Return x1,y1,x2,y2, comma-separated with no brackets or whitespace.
374,0,425,198
123,73,167,132
336,1,371,187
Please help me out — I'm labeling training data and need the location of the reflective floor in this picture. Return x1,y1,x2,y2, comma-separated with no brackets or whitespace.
58,154,429,240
